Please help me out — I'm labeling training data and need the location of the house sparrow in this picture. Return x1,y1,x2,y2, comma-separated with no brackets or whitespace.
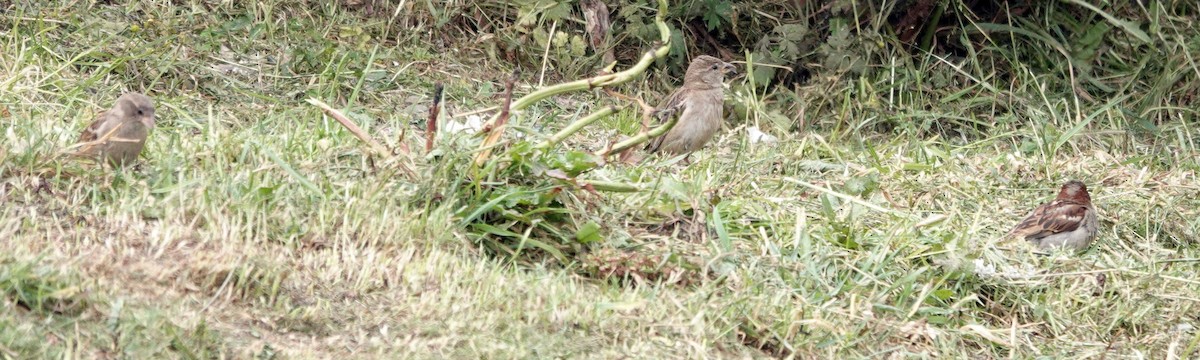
645,55,736,161
72,92,156,166
1008,180,1099,252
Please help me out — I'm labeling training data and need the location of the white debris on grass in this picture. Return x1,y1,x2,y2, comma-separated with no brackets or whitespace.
443,114,485,134
746,126,777,144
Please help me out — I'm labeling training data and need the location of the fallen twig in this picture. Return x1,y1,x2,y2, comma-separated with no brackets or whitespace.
306,98,416,177
473,71,520,165
307,98,391,155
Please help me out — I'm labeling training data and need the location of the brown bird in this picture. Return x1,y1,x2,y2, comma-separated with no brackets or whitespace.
72,92,156,166
645,55,736,162
1008,180,1099,252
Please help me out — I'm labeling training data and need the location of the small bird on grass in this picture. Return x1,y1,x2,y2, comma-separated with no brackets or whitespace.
644,55,737,163
70,92,156,167
1008,180,1099,252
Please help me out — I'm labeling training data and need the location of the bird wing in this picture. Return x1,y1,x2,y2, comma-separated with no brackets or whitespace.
644,87,689,153
654,86,689,119
77,111,108,143
1009,199,1089,240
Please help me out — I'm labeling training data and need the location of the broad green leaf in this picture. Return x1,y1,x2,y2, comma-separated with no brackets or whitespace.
575,221,603,244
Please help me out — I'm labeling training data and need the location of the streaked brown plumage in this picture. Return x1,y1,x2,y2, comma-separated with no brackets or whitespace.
1008,180,1099,252
73,92,156,166
645,55,736,160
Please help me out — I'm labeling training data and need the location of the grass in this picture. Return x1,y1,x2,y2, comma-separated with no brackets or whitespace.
2,0,1199,358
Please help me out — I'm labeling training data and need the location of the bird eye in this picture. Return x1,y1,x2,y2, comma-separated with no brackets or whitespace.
137,110,144,115
711,64,719,70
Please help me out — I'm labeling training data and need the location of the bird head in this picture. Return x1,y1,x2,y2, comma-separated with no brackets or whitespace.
685,55,737,88
1056,180,1092,204
116,92,156,129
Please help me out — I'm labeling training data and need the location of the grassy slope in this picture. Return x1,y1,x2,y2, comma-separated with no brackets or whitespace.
2,1,1198,358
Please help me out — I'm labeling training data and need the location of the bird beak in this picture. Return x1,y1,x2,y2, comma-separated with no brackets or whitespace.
724,62,737,75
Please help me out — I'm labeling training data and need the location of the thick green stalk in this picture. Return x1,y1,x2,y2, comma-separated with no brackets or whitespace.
537,105,620,150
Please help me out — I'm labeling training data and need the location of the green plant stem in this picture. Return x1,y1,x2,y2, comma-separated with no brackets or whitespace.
580,180,640,192
598,114,676,157
918,3,944,53
474,0,671,159
537,105,620,150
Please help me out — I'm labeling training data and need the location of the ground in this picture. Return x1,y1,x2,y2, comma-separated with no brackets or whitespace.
1,1,1198,359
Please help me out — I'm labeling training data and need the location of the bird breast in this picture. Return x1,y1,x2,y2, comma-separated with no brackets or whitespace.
98,118,150,142
663,89,723,154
